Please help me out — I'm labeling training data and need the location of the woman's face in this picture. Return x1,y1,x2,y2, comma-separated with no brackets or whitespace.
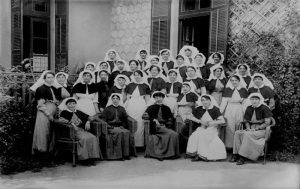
150,58,159,65
86,64,95,71
108,51,116,60
253,77,263,87
161,51,170,61
176,58,184,65
238,66,247,76
201,97,211,109
112,96,120,106
150,67,159,77
100,72,108,81
100,63,108,70
129,62,138,71
83,73,92,83
250,97,260,107
214,68,222,78
194,55,203,64
134,72,142,82
213,54,221,63
66,102,76,112
182,84,190,93
139,52,147,59
185,49,192,57
168,72,177,82
117,78,126,87
186,67,196,77
56,74,66,85
117,62,124,70
44,73,54,85
230,76,240,88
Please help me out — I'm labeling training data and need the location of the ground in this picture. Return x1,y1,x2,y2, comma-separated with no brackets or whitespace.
0,156,299,189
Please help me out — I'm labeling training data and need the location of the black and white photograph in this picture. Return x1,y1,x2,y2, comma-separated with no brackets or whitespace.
0,0,299,188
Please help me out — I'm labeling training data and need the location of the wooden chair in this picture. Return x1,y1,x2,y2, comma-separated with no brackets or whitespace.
53,120,102,167
237,117,276,164
97,116,138,159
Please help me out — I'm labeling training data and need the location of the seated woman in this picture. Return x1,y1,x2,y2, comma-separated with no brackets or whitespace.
147,65,167,94
164,69,182,114
174,55,188,81
231,93,273,165
59,97,102,166
184,66,206,96
207,64,227,105
31,71,62,154
158,49,175,76
192,53,210,80
72,70,100,117
144,91,180,161
186,95,226,161
101,94,136,160
235,64,252,89
125,70,151,147
220,75,248,149
248,73,275,110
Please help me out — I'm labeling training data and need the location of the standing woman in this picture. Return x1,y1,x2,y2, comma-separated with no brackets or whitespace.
147,65,167,94
206,52,224,68
220,75,248,149
179,45,199,65
104,49,121,72
72,70,100,117
174,55,188,81
235,64,252,89
127,59,139,81
164,69,182,114
135,49,150,71
108,74,130,105
207,64,227,105
96,70,110,112
84,62,97,83
192,53,210,80
125,70,151,147
184,66,207,96
54,72,71,100
158,49,175,76
144,55,161,74
31,71,61,154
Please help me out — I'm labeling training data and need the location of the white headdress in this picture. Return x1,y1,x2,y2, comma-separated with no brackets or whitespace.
114,74,130,88
104,49,121,62
135,49,150,62
84,62,96,71
96,61,112,74
131,70,150,87
248,73,274,90
166,69,183,83
244,92,268,109
196,94,220,109
54,72,69,88
158,49,175,63
235,64,251,77
58,97,77,111
106,93,125,108
179,45,200,64
147,64,167,81
225,74,247,89
186,65,203,79
111,59,130,72
144,55,162,70
30,70,58,92
73,70,95,86
182,81,196,94
192,53,206,67
207,52,225,65
97,69,110,82
208,64,226,81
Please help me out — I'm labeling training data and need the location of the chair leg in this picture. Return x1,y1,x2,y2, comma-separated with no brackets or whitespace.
263,143,268,165
72,143,76,167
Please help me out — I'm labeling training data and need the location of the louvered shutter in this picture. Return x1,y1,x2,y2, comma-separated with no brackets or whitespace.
151,0,171,55
55,0,68,72
11,0,23,67
209,0,229,55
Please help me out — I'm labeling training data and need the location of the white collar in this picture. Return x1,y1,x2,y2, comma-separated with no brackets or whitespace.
202,105,214,110
254,84,264,89
66,108,77,113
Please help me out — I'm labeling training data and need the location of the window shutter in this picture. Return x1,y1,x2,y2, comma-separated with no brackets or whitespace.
11,0,23,67
55,0,68,72
151,0,171,55
209,0,229,55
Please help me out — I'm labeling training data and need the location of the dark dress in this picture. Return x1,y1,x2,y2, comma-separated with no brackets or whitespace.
137,60,148,70
101,105,136,159
94,81,110,110
183,77,205,95
147,77,166,94
59,110,102,160
108,70,130,87
248,86,275,108
175,66,187,81
107,60,116,72
161,61,175,76
32,84,61,154
144,104,180,159
196,65,210,80
207,78,227,105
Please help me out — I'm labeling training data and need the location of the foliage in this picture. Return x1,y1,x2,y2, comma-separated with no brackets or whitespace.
228,1,300,160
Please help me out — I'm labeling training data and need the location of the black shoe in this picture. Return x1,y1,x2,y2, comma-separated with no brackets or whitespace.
236,157,245,165
191,156,201,162
124,156,131,160
89,160,96,166
229,155,238,162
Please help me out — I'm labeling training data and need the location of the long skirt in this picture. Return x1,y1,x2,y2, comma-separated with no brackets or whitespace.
32,102,56,154
145,126,180,159
224,102,244,148
126,96,147,147
76,129,101,160
104,127,136,159
186,127,226,160
233,130,265,161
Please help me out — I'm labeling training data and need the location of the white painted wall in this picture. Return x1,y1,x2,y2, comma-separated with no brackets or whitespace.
0,0,11,70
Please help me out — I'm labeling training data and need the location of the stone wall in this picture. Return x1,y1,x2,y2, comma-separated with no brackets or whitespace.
110,0,152,61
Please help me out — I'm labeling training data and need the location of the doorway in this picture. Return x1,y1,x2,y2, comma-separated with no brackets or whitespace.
179,15,210,57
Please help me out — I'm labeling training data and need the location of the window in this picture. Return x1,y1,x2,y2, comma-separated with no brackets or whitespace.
181,0,211,12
